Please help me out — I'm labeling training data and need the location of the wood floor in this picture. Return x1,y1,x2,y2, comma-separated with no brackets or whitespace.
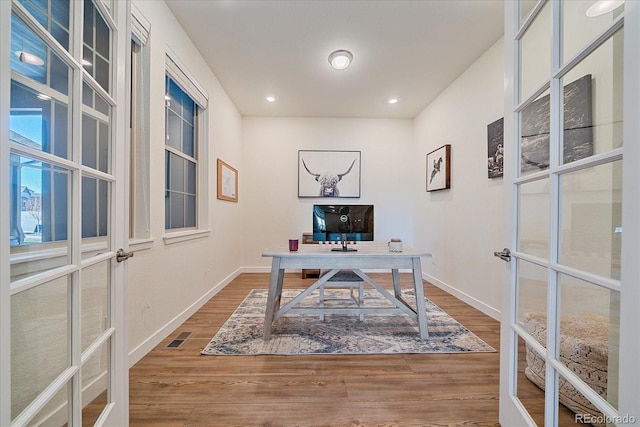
127,273,508,426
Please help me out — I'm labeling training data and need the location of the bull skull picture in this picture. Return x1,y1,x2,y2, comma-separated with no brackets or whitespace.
298,150,361,198
302,158,356,197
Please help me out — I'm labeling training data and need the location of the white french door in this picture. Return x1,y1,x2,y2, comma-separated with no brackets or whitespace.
500,1,639,426
1,0,130,426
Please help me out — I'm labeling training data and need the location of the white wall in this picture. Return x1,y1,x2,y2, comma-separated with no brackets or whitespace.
241,117,414,268
413,38,505,319
128,1,244,363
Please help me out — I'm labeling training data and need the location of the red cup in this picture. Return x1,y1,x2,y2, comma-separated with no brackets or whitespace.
288,239,299,251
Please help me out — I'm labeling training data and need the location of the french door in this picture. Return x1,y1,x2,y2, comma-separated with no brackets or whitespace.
500,1,639,426
1,0,130,425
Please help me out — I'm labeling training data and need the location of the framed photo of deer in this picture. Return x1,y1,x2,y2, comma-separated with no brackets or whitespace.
426,144,451,192
298,150,361,198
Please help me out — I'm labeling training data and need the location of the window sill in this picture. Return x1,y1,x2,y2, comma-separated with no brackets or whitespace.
163,229,210,245
128,238,154,252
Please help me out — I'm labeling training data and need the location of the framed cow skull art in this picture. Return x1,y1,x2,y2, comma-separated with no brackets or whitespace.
298,150,361,198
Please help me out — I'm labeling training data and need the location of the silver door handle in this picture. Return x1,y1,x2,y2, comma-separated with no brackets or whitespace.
116,248,134,263
494,248,511,262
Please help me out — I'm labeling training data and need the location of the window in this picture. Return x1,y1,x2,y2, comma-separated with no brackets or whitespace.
129,6,150,242
164,50,208,236
165,76,197,229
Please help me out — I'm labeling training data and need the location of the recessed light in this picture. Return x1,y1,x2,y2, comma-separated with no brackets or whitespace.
266,96,276,103
388,98,398,104
328,50,353,70
586,0,624,17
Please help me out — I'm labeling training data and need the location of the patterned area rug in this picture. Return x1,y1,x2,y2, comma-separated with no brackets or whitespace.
202,289,495,355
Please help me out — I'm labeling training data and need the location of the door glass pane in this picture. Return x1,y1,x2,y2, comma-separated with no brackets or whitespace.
82,103,111,173
11,277,69,419
26,381,70,427
559,160,622,280
10,79,71,160
81,261,109,351
563,1,624,64
83,0,111,93
559,274,619,411
516,335,546,426
520,89,550,176
517,259,548,326
10,156,70,281
81,177,110,243
519,179,549,258
17,0,71,51
82,341,110,426
519,1,538,28
556,377,607,426
562,29,624,163
520,1,550,100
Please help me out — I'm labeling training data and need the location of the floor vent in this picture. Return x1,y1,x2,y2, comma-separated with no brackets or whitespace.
166,331,193,349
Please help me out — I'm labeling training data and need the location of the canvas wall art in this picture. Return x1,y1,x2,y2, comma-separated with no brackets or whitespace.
298,150,361,198
521,74,593,173
487,117,504,178
426,144,451,192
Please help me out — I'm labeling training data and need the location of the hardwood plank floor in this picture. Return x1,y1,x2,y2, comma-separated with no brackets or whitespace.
126,272,539,426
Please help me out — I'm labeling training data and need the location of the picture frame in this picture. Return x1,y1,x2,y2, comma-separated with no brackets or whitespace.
426,144,451,192
298,150,361,198
487,117,504,179
217,158,238,202
521,74,593,172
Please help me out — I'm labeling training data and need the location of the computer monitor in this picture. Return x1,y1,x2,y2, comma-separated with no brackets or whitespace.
312,204,374,250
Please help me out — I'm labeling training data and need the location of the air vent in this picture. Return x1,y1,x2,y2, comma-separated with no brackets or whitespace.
165,331,192,349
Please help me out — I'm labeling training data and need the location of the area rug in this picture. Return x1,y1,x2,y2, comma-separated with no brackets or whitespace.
202,289,495,355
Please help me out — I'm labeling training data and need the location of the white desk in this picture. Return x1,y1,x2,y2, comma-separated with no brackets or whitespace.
261,245,432,340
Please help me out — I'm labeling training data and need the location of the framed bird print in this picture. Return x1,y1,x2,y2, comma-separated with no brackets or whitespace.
426,144,451,192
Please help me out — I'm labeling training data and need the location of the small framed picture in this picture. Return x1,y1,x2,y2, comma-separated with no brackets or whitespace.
426,144,451,192
217,158,238,202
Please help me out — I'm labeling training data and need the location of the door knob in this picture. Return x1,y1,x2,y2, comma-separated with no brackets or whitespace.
494,248,511,262
116,248,134,263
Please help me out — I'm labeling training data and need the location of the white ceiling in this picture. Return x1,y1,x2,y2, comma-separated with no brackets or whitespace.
165,0,505,119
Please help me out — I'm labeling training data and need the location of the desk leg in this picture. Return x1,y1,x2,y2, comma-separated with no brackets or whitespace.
412,257,429,340
392,268,402,298
263,257,284,340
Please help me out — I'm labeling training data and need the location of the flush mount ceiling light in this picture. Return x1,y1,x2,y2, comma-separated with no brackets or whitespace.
586,0,624,17
266,96,276,103
328,49,353,70
388,98,398,104
15,50,44,66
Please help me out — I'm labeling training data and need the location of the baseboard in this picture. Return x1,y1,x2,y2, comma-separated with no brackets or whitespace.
128,267,242,368
423,272,501,321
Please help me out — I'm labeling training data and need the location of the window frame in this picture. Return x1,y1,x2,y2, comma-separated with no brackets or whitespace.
128,5,151,250
163,48,209,245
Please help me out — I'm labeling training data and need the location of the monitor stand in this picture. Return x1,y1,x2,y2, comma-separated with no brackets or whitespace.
331,234,357,252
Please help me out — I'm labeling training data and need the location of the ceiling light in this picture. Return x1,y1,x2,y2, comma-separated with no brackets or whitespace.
266,96,276,102
586,0,624,17
388,98,398,104
15,50,44,66
328,50,353,70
